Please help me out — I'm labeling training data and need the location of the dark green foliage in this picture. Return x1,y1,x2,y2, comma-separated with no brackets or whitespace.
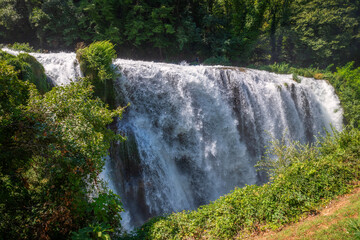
335,63,360,129
77,41,117,109
0,0,20,31
229,0,268,62
0,50,50,93
29,0,82,48
203,56,231,66
0,60,29,119
72,191,124,239
1,0,359,67
0,61,31,170
126,128,360,239
8,42,36,52
0,58,126,239
290,0,360,67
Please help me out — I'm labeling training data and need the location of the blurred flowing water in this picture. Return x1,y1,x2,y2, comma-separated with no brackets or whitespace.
3,49,343,229
110,60,342,229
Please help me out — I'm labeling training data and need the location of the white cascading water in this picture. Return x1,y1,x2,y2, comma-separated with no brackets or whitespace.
109,60,342,228
2,48,82,85
2,49,343,229
30,52,83,85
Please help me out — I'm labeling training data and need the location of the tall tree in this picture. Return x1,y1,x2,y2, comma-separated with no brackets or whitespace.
291,0,360,67
267,0,291,63
229,0,267,62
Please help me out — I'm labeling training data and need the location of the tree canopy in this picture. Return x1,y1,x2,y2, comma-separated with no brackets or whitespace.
1,0,359,67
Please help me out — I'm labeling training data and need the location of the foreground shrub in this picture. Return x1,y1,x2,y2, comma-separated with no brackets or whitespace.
0,58,126,239
0,50,50,93
126,128,360,239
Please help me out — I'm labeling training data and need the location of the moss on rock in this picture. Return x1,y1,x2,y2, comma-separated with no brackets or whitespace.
76,41,117,109
0,50,50,93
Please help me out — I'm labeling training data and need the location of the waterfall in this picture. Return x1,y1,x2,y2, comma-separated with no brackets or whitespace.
2,49,343,229
30,52,82,86
110,60,342,228
2,48,82,85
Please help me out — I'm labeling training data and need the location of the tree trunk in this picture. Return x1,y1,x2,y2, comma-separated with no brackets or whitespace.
270,10,278,63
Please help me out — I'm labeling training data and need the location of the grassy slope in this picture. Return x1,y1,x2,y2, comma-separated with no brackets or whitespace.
251,186,360,240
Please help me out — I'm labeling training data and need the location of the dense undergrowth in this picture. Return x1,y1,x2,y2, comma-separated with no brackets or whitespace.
0,49,50,93
0,43,126,239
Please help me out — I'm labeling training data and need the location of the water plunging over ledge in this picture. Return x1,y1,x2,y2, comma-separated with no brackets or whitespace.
3,49,343,229
109,59,342,228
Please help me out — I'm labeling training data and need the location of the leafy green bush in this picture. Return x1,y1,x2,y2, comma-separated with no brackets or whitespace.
72,191,124,239
0,58,126,238
0,60,30,121
126,128,360,239
76,41,117,108
334,62,360,128
254,62,328,78
0,50,50,93
76,41,116,82
8,42,36,52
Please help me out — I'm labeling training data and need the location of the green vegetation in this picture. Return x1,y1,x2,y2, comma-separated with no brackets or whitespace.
76,41,116,82
8,42,37,52
1,0,359,66
203,56,231,66
250,187,360,240
77,41,118,109
348,217,360,240
1,0,360,238
0,57,126,238
0,50,50,93
122,127,360,239
8,43,35,52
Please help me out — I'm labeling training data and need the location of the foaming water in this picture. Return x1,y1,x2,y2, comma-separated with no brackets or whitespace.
109,59,342,228
0,49,343,230
2,48,81,85
30,52,82,85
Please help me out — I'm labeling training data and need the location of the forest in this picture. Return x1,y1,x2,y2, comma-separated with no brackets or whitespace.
1,0,359,67
1,0,360,240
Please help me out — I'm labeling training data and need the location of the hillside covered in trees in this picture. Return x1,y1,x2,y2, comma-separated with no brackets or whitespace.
1,0,360,67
